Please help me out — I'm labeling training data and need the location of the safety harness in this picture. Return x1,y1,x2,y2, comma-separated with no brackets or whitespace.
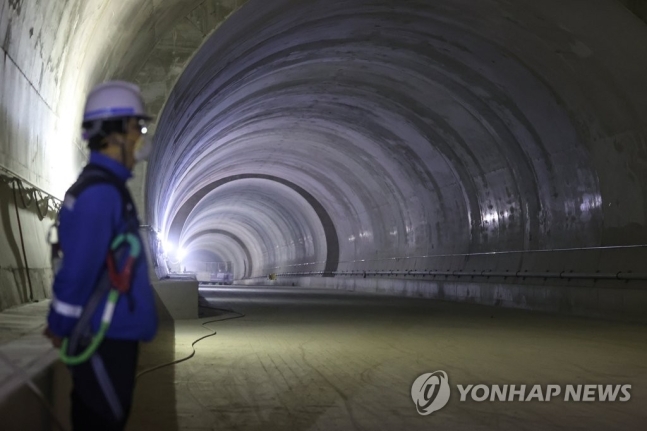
59,232,141,366
49,163,142,420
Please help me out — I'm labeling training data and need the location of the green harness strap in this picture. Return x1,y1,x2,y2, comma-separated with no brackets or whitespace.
59,233,141,366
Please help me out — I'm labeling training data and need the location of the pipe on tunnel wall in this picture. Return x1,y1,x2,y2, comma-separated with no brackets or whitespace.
258,242,647,281
12,181,33,302
239,273,647,322
270,270,647,282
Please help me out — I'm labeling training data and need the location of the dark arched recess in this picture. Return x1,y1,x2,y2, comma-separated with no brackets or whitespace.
168,174,339,277
183,229,254,279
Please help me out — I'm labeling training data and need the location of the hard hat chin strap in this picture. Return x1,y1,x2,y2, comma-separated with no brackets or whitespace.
103,133,129,166
120,138,127,166
117,135,128,166
83,120,104,141
100,118,130,164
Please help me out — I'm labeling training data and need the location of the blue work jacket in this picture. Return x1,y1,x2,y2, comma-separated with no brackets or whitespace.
47,152,158,341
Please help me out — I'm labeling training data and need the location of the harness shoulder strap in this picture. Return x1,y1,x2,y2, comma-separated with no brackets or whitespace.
66,164,135,217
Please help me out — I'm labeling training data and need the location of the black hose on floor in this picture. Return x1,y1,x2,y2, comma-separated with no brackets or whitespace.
135,306,245,380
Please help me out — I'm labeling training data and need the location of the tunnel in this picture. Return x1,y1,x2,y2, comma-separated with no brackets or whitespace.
1,0,647,430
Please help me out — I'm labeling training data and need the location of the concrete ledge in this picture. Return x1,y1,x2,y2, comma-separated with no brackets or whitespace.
0,268,53,312
152,279,199,320
239,277,647,323
0,334,71,431
0,281,195,430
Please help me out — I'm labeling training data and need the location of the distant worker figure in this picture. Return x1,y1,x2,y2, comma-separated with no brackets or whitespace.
43,81,158,430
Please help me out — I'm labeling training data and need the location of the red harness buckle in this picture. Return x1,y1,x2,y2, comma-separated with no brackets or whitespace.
106,255,136,293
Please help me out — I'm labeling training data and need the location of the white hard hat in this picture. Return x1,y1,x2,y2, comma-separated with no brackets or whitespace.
82,80,151,123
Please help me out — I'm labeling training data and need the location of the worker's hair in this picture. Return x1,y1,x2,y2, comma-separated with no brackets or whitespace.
82,119,128,150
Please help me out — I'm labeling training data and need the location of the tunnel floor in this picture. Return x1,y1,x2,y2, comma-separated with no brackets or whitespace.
129,286,647,431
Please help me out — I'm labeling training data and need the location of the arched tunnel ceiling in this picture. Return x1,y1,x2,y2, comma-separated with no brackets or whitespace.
2,0,647,281
147,0,647,277
127,1,248,121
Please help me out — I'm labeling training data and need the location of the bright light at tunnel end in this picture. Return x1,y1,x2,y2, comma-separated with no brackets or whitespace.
160,240,186,261
162,240,174,254
177,247,187,261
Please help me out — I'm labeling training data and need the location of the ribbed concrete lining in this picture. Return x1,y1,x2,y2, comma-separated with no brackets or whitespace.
179,178,327,277
182,229,253,278
149,0,647,276
2,0,647,312
168,175,336,277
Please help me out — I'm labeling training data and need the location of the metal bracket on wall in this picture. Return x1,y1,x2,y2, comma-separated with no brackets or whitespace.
0,165,62,302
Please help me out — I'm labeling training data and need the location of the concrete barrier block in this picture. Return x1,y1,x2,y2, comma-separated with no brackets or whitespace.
152,279,198,320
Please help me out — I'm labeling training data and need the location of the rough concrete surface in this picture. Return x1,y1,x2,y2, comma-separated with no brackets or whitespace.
129,286,647,431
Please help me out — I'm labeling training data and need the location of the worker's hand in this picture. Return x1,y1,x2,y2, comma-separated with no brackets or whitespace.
43,327,63,349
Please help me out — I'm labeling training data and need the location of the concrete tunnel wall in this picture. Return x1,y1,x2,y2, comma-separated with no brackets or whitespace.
1,0,647,317
0,0,245,310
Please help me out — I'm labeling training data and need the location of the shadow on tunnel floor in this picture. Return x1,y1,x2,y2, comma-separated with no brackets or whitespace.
126,292,240,431
127,295,179,431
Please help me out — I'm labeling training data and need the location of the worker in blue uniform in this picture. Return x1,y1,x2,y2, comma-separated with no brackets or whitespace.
43,81,158,431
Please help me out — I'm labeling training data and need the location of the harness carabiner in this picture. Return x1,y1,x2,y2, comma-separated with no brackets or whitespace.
106,233,141,293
